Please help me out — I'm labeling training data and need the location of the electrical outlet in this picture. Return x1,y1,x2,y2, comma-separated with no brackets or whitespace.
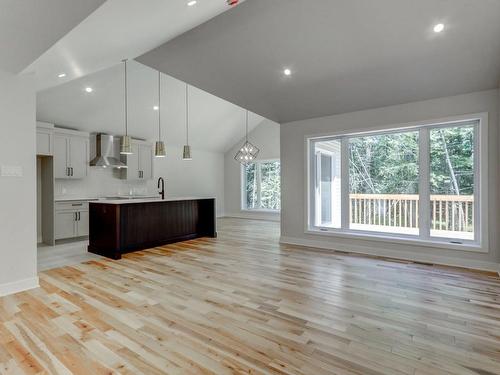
1,165,23,177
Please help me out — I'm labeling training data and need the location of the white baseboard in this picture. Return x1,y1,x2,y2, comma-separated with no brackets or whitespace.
280,235,500,273
0,276,39,297
224,212,280,222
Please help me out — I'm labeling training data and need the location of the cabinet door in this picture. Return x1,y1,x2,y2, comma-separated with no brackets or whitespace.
139,144,153,180
69,137,88,179
54,135,69,179
77,211,89,237
36,130,53,156
125,143,140,180
55,211,76,240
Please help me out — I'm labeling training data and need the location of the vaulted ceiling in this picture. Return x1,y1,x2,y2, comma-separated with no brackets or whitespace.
0,0,106,73
23,0,246,91
137,0,500,123
36,60,269,153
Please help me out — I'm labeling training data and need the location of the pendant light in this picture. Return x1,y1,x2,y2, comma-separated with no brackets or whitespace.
154,71,166,157
234,110,259,165
120,59,133,155
182,83,192,160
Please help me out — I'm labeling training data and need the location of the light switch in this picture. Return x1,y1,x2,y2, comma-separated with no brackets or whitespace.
1,165,23,177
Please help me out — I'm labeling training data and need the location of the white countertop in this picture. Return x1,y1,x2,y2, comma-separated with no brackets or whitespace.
55,195,161,202
91,197,215,205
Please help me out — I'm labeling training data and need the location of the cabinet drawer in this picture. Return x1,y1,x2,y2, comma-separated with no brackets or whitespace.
55,201,89,211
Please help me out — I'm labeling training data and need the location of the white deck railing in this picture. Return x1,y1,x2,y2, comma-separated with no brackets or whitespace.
349,194,473,233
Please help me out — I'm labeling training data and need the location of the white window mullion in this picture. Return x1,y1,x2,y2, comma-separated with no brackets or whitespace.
256,162,262,209
419,128,430,240
340,138,349,230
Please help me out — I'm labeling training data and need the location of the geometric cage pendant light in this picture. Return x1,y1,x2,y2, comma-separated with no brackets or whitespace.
120,59,133,155
234,110,259,165
154,70,166,157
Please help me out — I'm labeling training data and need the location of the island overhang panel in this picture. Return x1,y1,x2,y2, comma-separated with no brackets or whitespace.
88,198,217,259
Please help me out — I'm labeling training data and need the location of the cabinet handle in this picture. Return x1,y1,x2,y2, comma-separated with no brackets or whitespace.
67,167,70,176
72,203,83,207
71,167,74,176
75,212,77,221
78,212,81,221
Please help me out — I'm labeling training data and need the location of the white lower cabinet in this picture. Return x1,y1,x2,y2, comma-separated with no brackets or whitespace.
54,201,89,240
55,211,76,240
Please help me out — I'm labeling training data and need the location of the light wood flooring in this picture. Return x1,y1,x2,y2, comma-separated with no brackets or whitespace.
2,218,500,374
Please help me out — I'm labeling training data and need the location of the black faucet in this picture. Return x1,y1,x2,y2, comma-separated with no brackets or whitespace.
158,177,165,200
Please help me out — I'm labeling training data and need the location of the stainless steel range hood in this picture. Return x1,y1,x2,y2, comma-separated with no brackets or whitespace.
90,134,127,168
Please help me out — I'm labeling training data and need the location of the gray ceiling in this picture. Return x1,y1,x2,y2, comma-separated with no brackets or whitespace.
0,0,105,73
137,0,500,123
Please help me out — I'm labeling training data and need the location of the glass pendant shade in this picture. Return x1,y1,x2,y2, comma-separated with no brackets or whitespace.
182,145,192,160
155,141,166,157
120,135,133,155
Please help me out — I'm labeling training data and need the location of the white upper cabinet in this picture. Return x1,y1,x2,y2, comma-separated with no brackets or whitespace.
53,129,89,179
36,122,54,156
139,144,153,180
69,136,88,179
120,141,153,180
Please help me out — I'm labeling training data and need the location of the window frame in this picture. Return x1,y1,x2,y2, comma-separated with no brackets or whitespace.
241,158,281,212
305,113,488,253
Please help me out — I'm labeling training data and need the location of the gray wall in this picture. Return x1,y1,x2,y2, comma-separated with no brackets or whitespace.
281,89,500,271
224,119,280,221
0,69,38,295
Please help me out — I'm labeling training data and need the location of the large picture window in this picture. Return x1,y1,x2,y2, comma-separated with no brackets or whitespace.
243,160,280,211
308,116,486,249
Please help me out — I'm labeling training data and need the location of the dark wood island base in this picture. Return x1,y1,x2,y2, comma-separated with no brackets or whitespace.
88,198,217,259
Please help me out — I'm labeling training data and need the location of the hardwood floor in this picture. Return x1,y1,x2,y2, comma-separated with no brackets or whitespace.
2,218,500,374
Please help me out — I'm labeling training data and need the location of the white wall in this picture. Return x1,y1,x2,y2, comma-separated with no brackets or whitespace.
281,89,500,271
55,144,225,217
0,70,38,295
224,119,280,221
154,145,225,217
55,166,155,199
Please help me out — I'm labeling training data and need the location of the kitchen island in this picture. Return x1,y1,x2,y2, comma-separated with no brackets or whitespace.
88,197,216,259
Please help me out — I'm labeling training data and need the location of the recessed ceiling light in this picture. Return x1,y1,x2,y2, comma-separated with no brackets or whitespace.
284,68,292,76
153,106,159,111
85,87,93,93
187,0,197,6
433,23,444,33
58,73,66,78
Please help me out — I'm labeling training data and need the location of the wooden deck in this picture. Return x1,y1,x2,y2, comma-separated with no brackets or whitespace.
1,218,500,374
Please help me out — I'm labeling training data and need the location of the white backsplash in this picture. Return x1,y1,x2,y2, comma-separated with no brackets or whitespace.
54,166,157,199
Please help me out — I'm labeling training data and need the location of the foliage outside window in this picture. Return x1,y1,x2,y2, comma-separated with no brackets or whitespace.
243,160,280,211
309,118,482,246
